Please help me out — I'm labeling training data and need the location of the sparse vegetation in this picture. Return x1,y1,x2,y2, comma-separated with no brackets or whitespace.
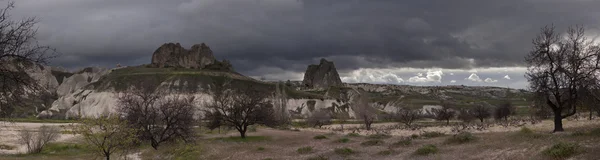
377,149,393,156
257,147,265,151
307,155,328,160
420,131,445,138
542,142,579,159
214,136,271,142
360,140,384,146
335,138,350,143
18,125,60,154
297,146,313,154
346,133,361,137
391,138,412,147
72,116,138,160
445,132,476,144
414,144,438,155
367,134,391,139
313,135,328,140
334,147,355,156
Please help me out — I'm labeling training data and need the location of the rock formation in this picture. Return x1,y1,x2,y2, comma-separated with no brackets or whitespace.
151,43,216,69
302,58,343,89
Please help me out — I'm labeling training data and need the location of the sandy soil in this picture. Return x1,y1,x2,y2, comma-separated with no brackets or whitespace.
0,122,78,154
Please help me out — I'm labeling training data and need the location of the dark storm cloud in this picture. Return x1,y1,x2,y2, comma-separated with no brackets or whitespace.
10,0,600,75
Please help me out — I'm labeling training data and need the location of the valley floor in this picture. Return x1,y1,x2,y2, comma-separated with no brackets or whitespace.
0,119,599,160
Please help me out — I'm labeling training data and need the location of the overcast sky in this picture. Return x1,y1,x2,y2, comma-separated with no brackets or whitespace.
10,0,600,89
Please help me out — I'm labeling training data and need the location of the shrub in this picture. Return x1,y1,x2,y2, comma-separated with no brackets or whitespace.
334,147,355,156
18,126,60,153
0,144,15,150
410,134,419,139
519,127,533,134
257,147,265,151
420,131,445,138
297,146,313,154
414,144,438,155
589,128,600,136
367,134,391,139
346,133,361,137
307,155,328,160
445,132,476,144
542,142,579,159
377,150,393,156
313,135,328,140
516,127,545,139
335,138,350,143
360,140,384,146
391,138,412,147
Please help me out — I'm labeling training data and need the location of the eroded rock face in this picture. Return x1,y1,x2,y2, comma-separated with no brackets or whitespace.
151,43,216,69
56,67,110,97
302,59,343,89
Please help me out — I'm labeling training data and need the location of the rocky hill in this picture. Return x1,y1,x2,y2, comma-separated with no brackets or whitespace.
302,58,343,89
15,43,532,120
151,43,216,69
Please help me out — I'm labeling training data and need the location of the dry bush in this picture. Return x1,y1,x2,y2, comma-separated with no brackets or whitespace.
18,125,59,153
307,109,332,128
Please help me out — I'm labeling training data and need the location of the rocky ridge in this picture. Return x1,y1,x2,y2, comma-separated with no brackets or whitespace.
302,58,343,89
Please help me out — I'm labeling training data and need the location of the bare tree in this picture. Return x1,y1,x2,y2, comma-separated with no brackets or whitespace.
205,79,275,138
457,109,475,123
471,104,491,123
494,101,514,121
430,102,456,125
525,25,600,132
0,1,56,118
118,78,197,149
351,90,376,130
307,109,332,128
73,115,137,160
393,108,421,127
18,125,59,154
333,112,350,131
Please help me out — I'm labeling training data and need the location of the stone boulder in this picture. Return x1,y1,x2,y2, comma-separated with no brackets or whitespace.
56,67,110,97
302,58,343,89
151,43,216,69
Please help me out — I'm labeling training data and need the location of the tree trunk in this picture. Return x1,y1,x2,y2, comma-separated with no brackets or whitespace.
479,118,484,123
239,125,247,138
151,140,159,150
553,111,564,132
365,121,371,130
105,152,110,160
446,119,450,125
590,111,593,120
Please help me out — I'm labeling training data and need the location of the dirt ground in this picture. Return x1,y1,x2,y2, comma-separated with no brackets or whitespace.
196,119,600,160
1,119,600,160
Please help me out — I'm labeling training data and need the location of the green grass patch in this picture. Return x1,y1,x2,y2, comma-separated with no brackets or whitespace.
297,146,314,154
313,135,328,140
39,143,93,156
334,147,355,156
445,132,476,144
542,142,579,159
214,136,271,142
414,144,438,156
391,138,412,147
420,131,445,138
334,138,350,143
360,140,384,146
367,134,391,139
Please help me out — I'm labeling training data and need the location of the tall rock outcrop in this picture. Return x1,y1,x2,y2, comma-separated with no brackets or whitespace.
151,43,216,69
302,58,343,89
